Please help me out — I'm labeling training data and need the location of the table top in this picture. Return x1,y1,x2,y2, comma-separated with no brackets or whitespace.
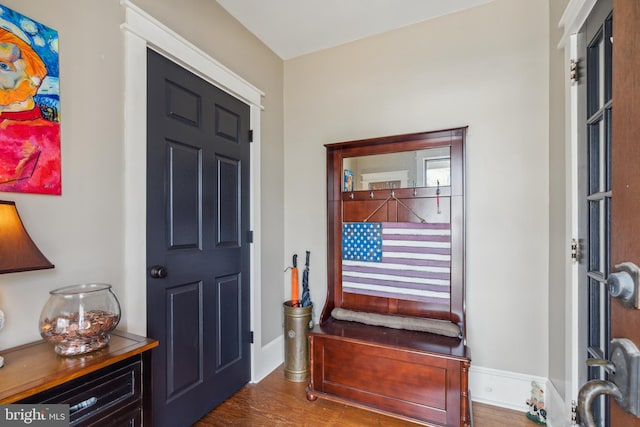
0,330,158,403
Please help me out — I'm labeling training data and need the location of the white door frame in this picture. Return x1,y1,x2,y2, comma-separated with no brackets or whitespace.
559,0,598,412
120,0,268,382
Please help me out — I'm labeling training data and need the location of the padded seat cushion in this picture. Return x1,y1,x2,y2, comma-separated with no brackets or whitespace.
331,307,462,338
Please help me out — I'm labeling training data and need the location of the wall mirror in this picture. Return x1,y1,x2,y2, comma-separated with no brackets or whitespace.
342,146,451,192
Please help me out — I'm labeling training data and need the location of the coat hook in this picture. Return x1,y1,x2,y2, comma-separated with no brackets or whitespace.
436,180,441,214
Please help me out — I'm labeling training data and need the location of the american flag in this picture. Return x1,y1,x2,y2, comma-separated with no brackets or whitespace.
341,222,451,303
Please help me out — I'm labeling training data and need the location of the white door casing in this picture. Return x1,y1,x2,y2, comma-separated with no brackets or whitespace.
558,0,602,419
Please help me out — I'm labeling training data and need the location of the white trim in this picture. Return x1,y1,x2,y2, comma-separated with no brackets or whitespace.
121,25,148,339
251,335,284,383
248,104,265,382
120,1,263,107
558,0,598,48
559,0,593,413
546,379,571,427
469,366,547,412
566,32,585,410
120,0,268,383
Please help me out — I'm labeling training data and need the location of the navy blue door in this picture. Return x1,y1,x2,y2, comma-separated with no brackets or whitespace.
146,49,251,427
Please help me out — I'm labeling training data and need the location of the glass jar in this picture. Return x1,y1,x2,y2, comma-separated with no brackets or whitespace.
39,283,121,356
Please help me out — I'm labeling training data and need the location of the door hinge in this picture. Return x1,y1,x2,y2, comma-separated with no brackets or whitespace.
570,59,580,83
247,230,254,243
248,129,253,143
571,239,581,263
250,331,254,344
571,400,578,425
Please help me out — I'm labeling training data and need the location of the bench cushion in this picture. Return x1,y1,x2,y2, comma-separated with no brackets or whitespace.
331,307,461,338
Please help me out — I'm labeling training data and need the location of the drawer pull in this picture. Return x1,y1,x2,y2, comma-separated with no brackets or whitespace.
70,396,97,414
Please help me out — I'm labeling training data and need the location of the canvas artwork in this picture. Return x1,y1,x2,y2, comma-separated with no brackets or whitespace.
342,221,452,304
343,169,354,192
0,5,60,195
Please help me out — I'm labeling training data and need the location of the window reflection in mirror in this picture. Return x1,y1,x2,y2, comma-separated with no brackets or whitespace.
342,146,451,192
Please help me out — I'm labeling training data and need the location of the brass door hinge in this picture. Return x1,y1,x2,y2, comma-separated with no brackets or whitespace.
571,239,581,263
570,59,580,83
571,400,578,425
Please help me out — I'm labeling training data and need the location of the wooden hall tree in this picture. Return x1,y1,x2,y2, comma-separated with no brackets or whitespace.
307,128,470,427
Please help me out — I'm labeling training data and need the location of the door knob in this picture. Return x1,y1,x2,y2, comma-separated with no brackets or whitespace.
578,380,623,427
607,262,640,309
150,265,168,279
577,338,640,426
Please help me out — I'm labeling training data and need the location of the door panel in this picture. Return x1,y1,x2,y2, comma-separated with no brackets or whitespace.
217,274,241,369
610,1,640,426
167,281,203,400
215,104,241,142
166,81,201,126
147,48,251,427
217,156,240,246
168,141,201,248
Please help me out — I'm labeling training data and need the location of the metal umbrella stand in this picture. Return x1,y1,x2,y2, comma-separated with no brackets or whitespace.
283,300,312,382
283,252,313,382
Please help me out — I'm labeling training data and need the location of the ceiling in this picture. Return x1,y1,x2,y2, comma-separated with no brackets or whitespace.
215,0,495,60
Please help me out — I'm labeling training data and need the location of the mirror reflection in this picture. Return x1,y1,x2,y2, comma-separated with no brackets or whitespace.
342,147,450,192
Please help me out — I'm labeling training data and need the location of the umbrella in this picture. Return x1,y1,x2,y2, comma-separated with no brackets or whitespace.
301,251,312,307
290,254,299,306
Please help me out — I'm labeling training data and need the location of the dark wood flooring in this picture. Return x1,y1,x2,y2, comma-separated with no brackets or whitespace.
194,366,540,426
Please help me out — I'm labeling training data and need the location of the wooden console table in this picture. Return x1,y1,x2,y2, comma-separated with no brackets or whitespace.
0,331,158,426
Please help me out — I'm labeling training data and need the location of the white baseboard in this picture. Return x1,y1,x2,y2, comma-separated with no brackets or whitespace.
470,366,548,412
251,334,283,383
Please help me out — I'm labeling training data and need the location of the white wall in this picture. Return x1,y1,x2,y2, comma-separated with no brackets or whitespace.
284,0,550,377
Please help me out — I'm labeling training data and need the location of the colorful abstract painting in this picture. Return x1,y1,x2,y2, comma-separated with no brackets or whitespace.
0,5,60,195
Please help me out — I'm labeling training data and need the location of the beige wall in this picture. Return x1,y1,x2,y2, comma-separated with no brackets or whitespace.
0,0,126,349
284,0,550,376
0,0,285,349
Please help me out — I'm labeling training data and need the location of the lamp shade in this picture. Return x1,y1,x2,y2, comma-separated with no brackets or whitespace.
0,201,54,274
